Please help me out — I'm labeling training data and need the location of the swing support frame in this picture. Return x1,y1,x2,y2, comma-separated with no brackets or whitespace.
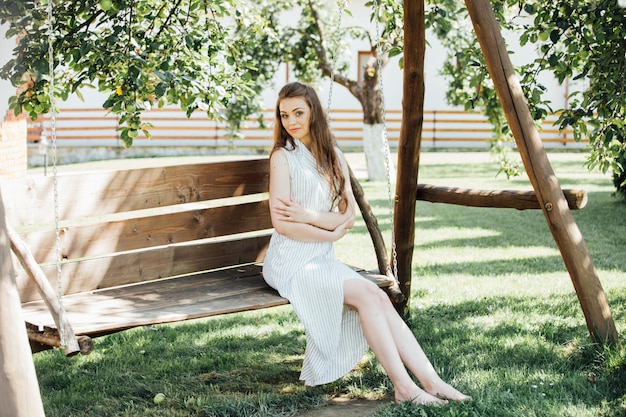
392,0,618,345
0,6,619,416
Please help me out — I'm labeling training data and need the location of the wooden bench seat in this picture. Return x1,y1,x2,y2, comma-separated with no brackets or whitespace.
19,263,391,337
2,158,394,354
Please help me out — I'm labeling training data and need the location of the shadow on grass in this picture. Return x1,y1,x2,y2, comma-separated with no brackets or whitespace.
35,289,626,417
373,292,626,417
358,190,626,274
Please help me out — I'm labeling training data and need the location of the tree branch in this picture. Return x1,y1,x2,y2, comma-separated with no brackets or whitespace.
155,0,185,40
306,2,364,102
54,9,104,50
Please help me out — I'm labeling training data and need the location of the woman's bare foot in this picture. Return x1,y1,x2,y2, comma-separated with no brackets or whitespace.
395,387,448,407
423,381,471,402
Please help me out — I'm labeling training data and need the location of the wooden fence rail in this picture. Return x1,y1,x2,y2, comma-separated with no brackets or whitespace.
27,108,584,149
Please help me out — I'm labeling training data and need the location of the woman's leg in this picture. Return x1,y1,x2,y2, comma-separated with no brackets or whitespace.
343,279,446,405
343,279,470,403
372,287,471,401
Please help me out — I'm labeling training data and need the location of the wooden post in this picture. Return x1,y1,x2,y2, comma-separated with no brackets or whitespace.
393,0,426,315
0,188,46,417
465,0,618,345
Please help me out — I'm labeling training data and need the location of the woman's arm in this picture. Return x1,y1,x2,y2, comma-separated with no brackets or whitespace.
271,150,356,232
273,195,351,231
269,149,350,242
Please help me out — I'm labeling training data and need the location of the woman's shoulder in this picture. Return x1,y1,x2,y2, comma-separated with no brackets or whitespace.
272,141,296,155
270,147,287,160
272,140,301,159
270,147,291,171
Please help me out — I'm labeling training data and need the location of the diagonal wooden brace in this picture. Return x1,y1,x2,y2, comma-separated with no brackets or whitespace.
7,221,87,356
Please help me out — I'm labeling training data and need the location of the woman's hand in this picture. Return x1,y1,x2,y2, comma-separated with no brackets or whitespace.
329,217,353,241
274,196,353,232
273,196,311,224
271,194,352,242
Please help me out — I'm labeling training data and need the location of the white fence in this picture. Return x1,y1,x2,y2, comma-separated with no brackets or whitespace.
27,107,586,151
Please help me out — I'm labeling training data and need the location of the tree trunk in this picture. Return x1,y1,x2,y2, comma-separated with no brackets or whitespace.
465,0,618,345
360,62,394,181
362,124,396,182
393,0,426,315
0,188,46,417
361,69,383,125
323,44,393,182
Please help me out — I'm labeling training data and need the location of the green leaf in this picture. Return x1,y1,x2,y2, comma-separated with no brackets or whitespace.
549,29,560,43
524,4,536,15
388,47,402,58
155,82,168,98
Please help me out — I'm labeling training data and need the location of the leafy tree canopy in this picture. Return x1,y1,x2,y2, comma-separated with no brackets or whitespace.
0,0,293,145
0,0,403,146
427,0,626,197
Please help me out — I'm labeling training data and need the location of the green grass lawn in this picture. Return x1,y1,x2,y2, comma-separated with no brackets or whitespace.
33,151,626,417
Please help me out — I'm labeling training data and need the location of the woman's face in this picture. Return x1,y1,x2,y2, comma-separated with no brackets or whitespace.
279,97,311,145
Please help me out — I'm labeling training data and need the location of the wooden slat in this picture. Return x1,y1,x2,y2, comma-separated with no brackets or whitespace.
19,200,271,263
140,134,270,140
427,127,493,133
22,273,288,335
52,126,118,131
17,234,271,302
3,159,270,225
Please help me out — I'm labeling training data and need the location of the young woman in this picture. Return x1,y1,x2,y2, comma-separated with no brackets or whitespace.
262,82,470,406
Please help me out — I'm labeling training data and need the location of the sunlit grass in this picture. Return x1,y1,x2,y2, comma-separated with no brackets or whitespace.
33,151,626,417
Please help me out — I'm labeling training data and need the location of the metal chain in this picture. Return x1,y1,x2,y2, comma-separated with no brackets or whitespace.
326,0,348,119
327,1,399,282
47,0,66,348
374,0,399,281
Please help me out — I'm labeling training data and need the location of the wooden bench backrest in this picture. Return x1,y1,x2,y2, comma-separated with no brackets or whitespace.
2,158,272,303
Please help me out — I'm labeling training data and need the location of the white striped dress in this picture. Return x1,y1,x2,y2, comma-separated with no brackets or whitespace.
262,140,370,386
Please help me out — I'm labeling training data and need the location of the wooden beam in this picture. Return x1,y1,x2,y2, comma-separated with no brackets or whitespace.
7,222,85,356
349,168,404,303
0,188,46,417
394,0,426,315
26,326,94,355
416,185,587,210
465,0,618,345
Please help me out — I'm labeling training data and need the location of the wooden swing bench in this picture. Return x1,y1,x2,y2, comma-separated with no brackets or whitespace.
3,158,395,356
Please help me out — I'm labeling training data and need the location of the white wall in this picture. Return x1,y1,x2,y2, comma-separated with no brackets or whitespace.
0,24,16,118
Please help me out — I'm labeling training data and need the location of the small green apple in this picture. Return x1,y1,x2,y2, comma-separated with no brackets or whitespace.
99,0,113,11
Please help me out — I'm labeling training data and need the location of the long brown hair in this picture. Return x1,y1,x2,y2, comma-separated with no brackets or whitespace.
271,82,347,209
